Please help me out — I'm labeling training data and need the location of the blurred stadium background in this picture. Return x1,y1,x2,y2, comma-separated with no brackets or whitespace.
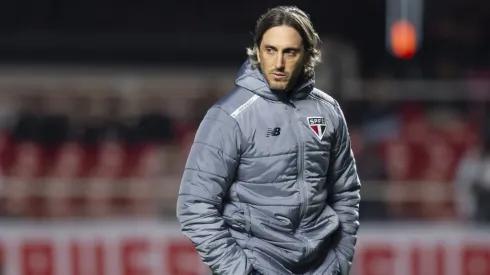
0,0,489,274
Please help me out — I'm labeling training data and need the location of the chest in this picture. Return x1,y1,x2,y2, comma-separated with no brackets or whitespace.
243,100,334,155
237,100,334,181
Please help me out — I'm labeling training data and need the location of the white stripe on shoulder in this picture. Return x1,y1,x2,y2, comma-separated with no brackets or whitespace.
230,94,260,118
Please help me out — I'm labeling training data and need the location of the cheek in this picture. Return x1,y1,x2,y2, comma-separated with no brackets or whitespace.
258,51,268,65
260,58,273,72
288,59,303,74
259,61,268,74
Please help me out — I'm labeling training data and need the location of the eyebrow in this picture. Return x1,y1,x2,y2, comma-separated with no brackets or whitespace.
263,44,301,52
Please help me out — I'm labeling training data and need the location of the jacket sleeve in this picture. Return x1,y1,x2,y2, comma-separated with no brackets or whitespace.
327,101,361,275
176,106,253,275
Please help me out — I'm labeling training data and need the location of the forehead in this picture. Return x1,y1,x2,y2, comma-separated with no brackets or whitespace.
260,25,303,49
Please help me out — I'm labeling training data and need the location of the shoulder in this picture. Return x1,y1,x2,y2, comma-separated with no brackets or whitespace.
308,88,337,107
200,86,259,127
308,88,344,123
212,86,260,118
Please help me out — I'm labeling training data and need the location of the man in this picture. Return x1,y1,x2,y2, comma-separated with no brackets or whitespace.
176,6,361,275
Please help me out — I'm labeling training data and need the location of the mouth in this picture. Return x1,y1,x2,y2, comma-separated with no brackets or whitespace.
271,72,287,80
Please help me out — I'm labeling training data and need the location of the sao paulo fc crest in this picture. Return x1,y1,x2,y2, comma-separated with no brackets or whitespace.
307,117,327,140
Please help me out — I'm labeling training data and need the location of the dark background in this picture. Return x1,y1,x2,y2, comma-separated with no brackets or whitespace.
0,0,488,78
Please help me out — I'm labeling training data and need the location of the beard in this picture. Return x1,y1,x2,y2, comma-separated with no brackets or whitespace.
269,79,288,91
260,67,290,91
267,72,300,92
258,61,302,92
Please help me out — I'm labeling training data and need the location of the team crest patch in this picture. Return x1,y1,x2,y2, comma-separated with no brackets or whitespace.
307,117,327,140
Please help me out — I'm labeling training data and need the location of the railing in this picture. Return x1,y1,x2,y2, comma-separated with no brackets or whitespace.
0,179,456,202
0,178,459,219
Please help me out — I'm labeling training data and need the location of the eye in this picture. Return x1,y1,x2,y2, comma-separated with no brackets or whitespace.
284,50,297,58
265,47,275,54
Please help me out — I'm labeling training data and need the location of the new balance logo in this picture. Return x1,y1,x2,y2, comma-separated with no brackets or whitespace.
266,127,281,137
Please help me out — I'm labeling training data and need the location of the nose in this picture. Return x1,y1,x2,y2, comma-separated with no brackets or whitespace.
275,53,285,69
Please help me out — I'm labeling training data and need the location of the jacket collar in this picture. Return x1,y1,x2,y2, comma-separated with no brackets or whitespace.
234,60,315,102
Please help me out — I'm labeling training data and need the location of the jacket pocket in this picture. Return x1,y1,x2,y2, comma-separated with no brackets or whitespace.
242,203,252,234
222,202,247,232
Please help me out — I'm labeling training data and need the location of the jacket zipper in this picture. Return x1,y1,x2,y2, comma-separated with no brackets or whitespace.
288,102,311,256
288,103,308,224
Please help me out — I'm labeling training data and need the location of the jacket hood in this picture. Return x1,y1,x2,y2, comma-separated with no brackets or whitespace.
234,60,315,101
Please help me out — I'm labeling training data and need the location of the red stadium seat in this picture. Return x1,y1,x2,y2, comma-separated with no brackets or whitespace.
127,143,168,216
85,140,126,218
4,142,43,218
45,141,85,218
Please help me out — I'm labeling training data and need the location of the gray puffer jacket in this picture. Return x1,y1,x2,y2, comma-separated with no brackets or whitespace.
176,60,361,275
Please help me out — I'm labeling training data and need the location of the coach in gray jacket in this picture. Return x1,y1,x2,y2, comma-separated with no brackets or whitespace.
176,6,361,275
